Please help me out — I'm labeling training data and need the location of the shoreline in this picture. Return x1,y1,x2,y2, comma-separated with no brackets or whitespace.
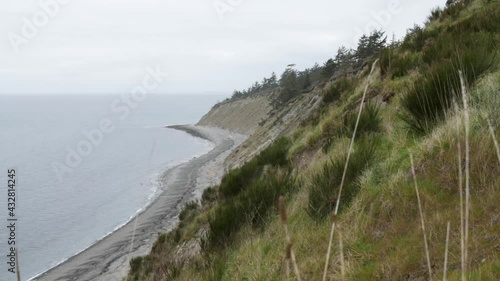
35,125,246,281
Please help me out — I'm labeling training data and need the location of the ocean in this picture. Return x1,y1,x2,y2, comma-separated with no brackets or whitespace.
0,94,225,280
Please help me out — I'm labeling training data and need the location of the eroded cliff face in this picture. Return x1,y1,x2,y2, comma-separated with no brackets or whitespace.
197,96,272,135
197,90,323,169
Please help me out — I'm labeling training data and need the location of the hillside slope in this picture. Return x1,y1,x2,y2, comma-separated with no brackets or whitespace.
197,89,323,169
127,1,500,280
197,96,272,135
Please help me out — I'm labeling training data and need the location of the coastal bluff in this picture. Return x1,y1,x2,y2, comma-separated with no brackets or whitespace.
197,90,323,169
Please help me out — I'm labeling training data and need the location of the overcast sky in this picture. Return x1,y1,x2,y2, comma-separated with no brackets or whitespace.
0,0,444,95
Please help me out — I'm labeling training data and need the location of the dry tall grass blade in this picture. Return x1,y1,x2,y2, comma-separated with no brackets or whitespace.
454,101,466,281
290,249,301,281
443,221,450,281
15,248,21,281
410,153,432,279
279,196,302,281
459,71,470,278
322,59,379,281
487,119,500,165
339,230,346,281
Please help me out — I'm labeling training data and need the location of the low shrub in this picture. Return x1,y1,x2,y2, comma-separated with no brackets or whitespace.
219,160,260,197
179,201,198,221
207,168,299,249
441,0,467,19
219,137,290,198
380,48,422,79
256,137,290,167
202,186,218,205
323,78,353,104
445,6,500,34
338,102,382,138
308,137,377,220
401,48,495,134
244,169,299,226
421,32,496,66
129,256,143,275
206,200,244,248
427,7,442,23
401,25,440,53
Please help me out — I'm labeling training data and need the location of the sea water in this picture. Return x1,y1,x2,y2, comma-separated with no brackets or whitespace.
0,94,224,280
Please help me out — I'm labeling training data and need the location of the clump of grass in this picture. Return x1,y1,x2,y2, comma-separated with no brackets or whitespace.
427,7,443,23
421,32,496,66
201,186,218,205
179,201,199,222
445,4,500,33
129,257,144,279
204,256,228,281
323,102,382,152
441,0,466,19
339,102,382,138
323,78,353,104
308,137,377,220
400,48,495,134
401,25,440,53
380,48,422,79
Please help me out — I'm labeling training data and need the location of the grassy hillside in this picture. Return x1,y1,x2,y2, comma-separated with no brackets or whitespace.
127,0,500,280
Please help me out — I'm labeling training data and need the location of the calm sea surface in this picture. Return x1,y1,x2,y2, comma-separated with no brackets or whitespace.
0,94,225,280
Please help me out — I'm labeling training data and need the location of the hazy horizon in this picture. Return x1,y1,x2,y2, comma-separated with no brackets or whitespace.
1,0,444,95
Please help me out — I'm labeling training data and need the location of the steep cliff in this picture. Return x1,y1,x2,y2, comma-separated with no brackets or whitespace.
197,96,272,135
197,89,322,169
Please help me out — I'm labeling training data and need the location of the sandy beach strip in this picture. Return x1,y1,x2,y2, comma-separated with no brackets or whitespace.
34,125,246,281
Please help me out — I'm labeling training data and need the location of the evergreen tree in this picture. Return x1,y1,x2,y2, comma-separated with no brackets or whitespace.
278,68,299,104
321,58,337,79
232,90,244,99
355,30,387,64
302,72,311,89
335,46,356,72
269,72,278,86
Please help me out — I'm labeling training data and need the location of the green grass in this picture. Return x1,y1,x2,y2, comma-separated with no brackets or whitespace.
126,1,500,280
339,102,382,138
219,137,290,198
207,168,299,249
201,186,218,205
307,136,378,220
400,46,495,134
179,201,199,222
323,103,382,152
323,78,353,104
380,48,422,79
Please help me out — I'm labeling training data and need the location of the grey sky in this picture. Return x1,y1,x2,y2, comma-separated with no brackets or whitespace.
0,0,443,95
